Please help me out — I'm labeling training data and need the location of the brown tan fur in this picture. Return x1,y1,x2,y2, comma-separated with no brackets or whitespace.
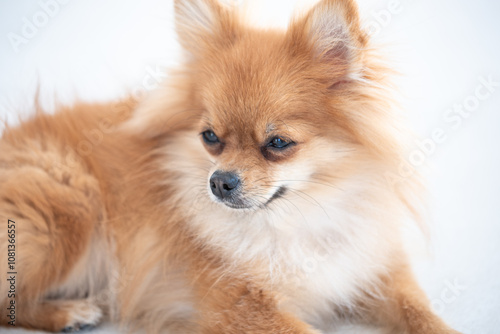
1,0,460,333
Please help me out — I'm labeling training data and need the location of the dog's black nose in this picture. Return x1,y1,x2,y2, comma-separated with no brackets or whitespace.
210,171,240,199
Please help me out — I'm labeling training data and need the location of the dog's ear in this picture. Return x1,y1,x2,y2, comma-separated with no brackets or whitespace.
287,0,367,87
174,0,239,59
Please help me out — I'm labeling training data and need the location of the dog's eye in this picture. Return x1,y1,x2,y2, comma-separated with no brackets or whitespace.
267,137,290,149
202,130,219,144
261,137,296,161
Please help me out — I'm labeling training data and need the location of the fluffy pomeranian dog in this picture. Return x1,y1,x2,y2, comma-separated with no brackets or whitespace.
0,0,460,333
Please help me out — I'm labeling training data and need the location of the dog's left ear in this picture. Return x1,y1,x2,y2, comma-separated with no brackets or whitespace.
287,0,367,87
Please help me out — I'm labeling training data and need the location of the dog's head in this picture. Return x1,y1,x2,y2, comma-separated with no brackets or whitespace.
134,0,407,212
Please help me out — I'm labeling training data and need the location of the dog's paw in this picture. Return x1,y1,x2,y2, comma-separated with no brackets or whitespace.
58,299,102,333
61,324,96,333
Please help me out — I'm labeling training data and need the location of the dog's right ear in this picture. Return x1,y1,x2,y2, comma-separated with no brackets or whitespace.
286,0,367,88
174,0,239,59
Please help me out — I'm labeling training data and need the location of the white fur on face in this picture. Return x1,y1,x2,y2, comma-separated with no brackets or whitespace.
160,130,404,331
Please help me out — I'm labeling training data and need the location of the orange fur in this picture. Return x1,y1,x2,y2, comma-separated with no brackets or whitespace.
1,0,460,333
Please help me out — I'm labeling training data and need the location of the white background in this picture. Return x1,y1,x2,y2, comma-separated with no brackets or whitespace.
0,0,499,333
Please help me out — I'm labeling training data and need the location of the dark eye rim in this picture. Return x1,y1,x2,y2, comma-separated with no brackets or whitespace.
266,136,295,150
201,130,220,144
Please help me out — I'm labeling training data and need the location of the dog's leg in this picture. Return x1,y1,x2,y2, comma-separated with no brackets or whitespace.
18,299,102,332
368,265,461,334
0,156,105,332
197,280,320,334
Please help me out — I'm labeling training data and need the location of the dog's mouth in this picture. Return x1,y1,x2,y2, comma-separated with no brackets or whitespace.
216,186,288,210
221,201,253,210
265,186,287,206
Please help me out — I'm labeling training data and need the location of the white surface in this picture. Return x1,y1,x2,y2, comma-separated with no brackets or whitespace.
0,0,499,333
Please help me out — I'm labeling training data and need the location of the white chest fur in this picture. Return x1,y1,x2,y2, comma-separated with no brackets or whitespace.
160,134,402,329
189,188,398,328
